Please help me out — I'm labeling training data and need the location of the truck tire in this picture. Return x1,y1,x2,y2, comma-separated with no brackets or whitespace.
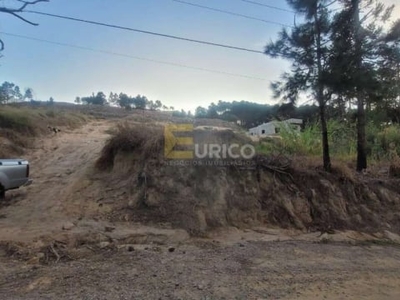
0,184,5,200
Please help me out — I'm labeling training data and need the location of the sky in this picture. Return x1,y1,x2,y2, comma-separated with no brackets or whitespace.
0,0,399,113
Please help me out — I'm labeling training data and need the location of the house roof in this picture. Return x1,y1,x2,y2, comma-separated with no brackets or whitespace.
248,118,303,131
285,118,303,124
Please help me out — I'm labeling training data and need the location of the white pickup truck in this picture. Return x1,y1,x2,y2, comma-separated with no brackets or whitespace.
0,159,32,199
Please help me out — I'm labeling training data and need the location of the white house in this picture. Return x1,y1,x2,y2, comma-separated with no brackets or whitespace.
248,118,303,138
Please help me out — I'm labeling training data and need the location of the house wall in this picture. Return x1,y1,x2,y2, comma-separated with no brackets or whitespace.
248,120,302,137
248,123,278,137
257,123,277,136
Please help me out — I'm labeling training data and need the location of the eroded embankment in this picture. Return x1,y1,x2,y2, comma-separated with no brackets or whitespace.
80,123,400,236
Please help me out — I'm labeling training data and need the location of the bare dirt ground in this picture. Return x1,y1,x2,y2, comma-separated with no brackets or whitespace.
0,121,113,242
1,238,400,300
1,120,400,299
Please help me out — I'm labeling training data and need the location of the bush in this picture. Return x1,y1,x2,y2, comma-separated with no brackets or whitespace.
256,120,356,159
365,122,400,161
96,122,164,170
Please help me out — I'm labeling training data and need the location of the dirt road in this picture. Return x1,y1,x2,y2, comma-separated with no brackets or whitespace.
1,239,400,300
0,121,400,299
0,121,112,242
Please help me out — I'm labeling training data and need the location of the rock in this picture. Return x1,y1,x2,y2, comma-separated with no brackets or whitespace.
62,222,75,231
99,242,110,249
168,247,175,253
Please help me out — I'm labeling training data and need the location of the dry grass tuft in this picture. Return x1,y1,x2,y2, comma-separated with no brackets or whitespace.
389,160,400,178
291,156,323,172
96,122,164,170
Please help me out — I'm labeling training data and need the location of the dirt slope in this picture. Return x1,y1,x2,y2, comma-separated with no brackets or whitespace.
82,122,400,237
0,119,190,250
0,121,111,241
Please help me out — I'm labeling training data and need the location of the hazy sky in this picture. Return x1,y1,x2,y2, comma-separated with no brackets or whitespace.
0,0,399,112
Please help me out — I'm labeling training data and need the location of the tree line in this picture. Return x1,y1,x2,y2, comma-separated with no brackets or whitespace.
0,81,35,103
195,101,322,128
264,0,400,172
74,91,176,111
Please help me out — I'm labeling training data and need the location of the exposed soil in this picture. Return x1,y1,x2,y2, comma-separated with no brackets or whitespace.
0,121,112,242
1,118,400,299
1,237,400,299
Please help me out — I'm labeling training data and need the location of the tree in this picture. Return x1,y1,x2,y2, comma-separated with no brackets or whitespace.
172,110,187,118
154,100,162,110
195,106,208,118
265,0,334,171
146,100,155,110
328,0,397,171
0,0,49,55
371,34,400,122
108,92,119,105
24,88,34,101
81,91,108,105
0,81,23,103
74,96,81,105
117,93,133,109
207,102,219,118
13,86,22,102
48,97,54,105
132,95,147,109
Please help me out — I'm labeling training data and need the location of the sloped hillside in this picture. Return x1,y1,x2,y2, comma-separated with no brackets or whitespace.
67,122,400,236
0,105,88,157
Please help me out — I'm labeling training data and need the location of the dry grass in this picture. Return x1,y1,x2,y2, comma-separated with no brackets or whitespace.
0,105,89,157
389,160,400,178
96,122,164,170
331,161,356,183
291,156,323,171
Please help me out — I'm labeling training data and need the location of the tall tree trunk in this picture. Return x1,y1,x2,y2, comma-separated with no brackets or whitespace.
315,2,331,172
338,95,346,118
397,53,400,108
353,0,367,171
320,103,331,171
357,96,367,171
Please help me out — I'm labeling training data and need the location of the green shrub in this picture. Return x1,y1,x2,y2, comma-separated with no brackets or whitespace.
370,124,400,160
256,120,356,158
